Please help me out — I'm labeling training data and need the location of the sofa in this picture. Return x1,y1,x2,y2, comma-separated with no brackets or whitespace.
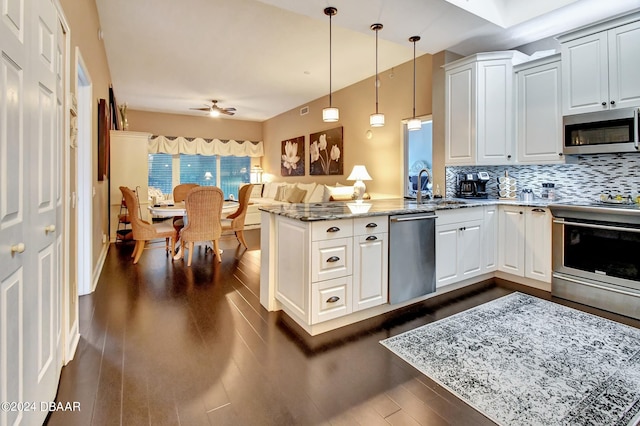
242,181,364,227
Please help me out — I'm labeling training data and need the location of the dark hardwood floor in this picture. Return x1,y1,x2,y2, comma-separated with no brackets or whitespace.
46,230,640,426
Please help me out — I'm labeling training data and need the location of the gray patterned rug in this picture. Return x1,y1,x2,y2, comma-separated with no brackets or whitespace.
380,292,640,426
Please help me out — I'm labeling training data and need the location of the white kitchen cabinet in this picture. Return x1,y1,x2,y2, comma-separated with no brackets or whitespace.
483,205,498,272
436,208,484,288
515,55,565,164
352,217,388,312
498,206,552,283
559,16,640,115
445,51,528,165
275,215,389,326
524,208,552,282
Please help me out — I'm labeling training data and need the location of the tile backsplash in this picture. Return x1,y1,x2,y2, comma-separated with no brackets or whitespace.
445,153,640,202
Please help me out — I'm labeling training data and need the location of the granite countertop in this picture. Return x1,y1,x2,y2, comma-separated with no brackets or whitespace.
258,197,552,221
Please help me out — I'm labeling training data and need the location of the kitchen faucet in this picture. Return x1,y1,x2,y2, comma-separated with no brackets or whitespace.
417,168,432,203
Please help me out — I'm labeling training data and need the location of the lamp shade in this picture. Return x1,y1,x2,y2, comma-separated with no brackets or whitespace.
250,165,263,183
370,113,385,127
407,117,422,131
347,165,372,181
323,107,339,122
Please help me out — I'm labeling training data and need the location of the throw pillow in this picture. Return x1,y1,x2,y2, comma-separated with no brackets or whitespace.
296,183,316,203
265,182,281,199
274,185,288,201
308,184,325,203
249,183,263,198
286,187,307,203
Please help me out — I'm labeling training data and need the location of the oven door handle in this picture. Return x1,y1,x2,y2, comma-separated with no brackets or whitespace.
553,218,640,234
635,107,639,150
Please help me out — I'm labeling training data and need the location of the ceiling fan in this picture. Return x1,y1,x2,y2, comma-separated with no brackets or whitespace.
190,100,236,117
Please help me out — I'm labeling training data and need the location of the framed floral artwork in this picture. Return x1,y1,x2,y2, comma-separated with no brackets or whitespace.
281,136,305,176
309,126,343,176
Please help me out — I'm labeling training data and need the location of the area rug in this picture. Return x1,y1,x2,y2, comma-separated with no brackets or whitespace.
380,292,640,426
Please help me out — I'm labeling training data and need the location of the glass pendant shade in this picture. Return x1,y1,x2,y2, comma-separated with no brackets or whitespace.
323,7,339,122
407,117,421,131
370,113,385,127
323,107,339,122
408,35,422,131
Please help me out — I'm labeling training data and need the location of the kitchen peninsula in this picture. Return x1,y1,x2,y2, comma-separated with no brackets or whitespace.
259,198,552,336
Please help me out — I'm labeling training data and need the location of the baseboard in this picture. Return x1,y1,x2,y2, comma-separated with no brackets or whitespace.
65,319,80,365
91,243,109,293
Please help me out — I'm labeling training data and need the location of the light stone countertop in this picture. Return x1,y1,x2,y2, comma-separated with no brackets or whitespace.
258,197,552,222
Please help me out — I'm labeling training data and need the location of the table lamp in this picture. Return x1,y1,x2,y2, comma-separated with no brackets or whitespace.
347,165,372,200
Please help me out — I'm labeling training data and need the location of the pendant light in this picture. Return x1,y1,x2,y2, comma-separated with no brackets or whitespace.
323,7,339,122
407,35,422,131
369,23,384,127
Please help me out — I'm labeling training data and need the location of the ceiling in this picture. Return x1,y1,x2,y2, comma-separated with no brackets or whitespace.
95,0,640,122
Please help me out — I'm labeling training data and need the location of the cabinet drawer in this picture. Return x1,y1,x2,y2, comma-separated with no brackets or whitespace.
311,238,352,282
312,219,353,241
353,216,388,235
312,276,353,324
436,206,483,225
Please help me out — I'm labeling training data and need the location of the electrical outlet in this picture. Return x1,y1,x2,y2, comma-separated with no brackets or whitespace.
102,234,107,244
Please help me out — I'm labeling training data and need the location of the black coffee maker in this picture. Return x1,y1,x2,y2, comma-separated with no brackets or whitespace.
457,172,490,198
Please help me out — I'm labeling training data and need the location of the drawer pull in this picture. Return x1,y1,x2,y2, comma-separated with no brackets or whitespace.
532,208,546,213
366,235,378,241
326,226,340,233
365,223,378,228
326,296,340,303
326,256,340,263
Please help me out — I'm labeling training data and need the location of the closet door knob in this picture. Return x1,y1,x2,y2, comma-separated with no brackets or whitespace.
11,243,26,254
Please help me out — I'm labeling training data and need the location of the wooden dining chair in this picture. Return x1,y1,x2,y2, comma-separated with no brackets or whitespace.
172,183,199,233
119,186,177,264
221,184,253,248
180,186,224,266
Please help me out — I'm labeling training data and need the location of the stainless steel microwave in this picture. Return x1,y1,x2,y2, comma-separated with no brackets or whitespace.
563,107,639,154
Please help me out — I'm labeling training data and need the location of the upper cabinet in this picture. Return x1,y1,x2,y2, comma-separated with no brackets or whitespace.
559,14,640,115
515,54,564,163
445,51,529,165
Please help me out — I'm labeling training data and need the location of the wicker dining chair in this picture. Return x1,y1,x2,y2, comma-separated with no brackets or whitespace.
221,184,253,248
119,186,177,264
172,183,199,233
180,186,224,266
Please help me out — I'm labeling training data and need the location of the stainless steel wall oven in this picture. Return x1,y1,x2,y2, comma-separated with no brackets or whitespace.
550,203,640,320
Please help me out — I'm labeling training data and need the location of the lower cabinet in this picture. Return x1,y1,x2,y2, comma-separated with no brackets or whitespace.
498,205,551,283
275,215,388,325
436,208,485,288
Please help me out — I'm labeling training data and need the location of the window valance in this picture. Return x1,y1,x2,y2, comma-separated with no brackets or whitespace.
148,135,264,157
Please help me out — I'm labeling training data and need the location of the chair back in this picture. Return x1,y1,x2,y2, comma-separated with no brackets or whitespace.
181,187,224,242
120,186,156,240
173,183,199,203
226,184,253,229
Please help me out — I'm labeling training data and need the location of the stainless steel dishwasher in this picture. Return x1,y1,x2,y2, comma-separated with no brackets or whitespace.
388,212,437,304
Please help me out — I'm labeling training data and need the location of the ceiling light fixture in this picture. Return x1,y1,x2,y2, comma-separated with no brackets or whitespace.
209,108,220,117
407,35,422,131
323,7,339,123
370,23,384,127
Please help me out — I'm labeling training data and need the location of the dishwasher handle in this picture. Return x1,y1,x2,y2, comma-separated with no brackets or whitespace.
390,215,437,222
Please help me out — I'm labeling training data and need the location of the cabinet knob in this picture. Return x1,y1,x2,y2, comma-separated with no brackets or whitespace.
611,100,616,105
519,211,523,215
507,155,512,159
365,223,378,228
326,296,340,303
326,226,340,233
326,256,340,263
11,243,26,254
365,235,378,241
45,224,56,234
602,102,607,106
558,152,563,156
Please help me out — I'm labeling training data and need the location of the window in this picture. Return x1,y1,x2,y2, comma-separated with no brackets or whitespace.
404,117,433,198
220,156,250,200
149,154,251,199
148,153,173,194
180,154,217,187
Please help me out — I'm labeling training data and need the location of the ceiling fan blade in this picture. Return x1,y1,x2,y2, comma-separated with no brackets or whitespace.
190,107,211,111
224,107,236,112
220,109,235,116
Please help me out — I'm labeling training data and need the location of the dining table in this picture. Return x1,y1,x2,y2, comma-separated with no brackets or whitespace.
148,200,239,260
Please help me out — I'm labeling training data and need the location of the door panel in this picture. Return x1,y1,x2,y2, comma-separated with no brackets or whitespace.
1,270,24,426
